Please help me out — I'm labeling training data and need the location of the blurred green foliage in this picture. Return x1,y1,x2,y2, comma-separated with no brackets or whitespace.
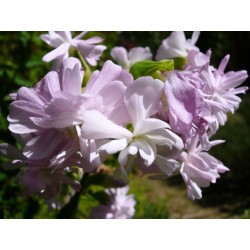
0,31,250,219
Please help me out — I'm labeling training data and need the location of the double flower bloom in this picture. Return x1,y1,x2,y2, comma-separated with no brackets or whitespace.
0,31,248,203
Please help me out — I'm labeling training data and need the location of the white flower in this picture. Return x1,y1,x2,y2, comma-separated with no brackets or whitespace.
156,31,200,60
82,76,184,182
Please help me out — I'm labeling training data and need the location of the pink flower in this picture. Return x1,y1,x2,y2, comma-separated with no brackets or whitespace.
90,186,136,219
4,58,135,200
179,136,229,200
160,71,211,142
8,58,132,171
41,31,106,68
8,58,86,164
111,46,152,70
200,55,248,125
0,142,81,200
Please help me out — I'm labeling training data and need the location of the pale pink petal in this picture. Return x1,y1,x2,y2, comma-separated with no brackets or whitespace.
116,69,134,86
84,36,104,44
49,139,78,167
59,57,83,95
85,60,122,94
164,72,205,138
168,31,186,48
8,121,39,134
8,100,44,122
110,47,130,69
82,110,132,140
42,43,70,62
98,80,126,107
190,31,200,45
56,31,72,42
17,87,45,105
222,70,248,89
34,71,61,100
154,155,179,176
128,47,152,65
125,76,163,126
23,130,63,160
74,40,106,66
79,138,101,172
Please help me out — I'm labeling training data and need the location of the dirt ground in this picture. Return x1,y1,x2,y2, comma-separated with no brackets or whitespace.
135,176,243,219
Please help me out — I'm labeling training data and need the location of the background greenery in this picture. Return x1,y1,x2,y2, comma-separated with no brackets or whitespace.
0,32,250,219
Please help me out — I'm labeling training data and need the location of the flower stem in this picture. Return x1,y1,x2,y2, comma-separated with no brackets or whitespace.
77,52,91,88
57,173,89,219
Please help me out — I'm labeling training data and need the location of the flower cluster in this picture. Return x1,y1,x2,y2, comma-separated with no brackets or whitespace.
0,31,248,217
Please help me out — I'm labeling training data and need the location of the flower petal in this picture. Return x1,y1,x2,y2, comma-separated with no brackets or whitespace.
82,110,132,140
42,43,70,62
154,155,179,176
59,57,83,96
128,47,152,65
136,138,156,166
133,118,170,136
125,76,163,125
85,60,123,94
111,47,130,69
98,138,129,154
79,138,101,172
23,130,63,160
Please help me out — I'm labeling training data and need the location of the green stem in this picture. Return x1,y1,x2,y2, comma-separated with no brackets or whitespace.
57,173,89,219
77,52,92,87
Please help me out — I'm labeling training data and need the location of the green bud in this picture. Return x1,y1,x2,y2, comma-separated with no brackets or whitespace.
173,57,187,70
126,123,134,133
130,60,174,80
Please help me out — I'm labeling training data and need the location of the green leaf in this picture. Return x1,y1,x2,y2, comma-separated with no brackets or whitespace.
130,60,174,80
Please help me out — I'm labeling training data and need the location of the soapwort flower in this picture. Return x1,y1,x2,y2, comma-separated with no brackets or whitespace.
179,136,229,200
41,31,106,68
200,55,248,126
81,76,184,182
